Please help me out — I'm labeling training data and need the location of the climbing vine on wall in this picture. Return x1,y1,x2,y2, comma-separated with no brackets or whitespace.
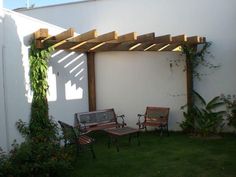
28,40,55,140
182,42,219,79
180,42,223,134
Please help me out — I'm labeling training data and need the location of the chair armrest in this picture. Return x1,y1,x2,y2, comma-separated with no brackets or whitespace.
74,126,91,136
116,114,126,127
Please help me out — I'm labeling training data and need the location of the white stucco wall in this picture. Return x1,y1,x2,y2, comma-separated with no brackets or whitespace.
0,8,8,151
18,0,236,130
0,9,88,151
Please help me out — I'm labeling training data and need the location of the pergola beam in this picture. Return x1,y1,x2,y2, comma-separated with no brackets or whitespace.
136,33,155,42
44,28,75,44
88,31,118,43
154,34,172,43
55,29,98,50
108,32,137,43
69,29,98,43
172,34,187,43
34,28,48,40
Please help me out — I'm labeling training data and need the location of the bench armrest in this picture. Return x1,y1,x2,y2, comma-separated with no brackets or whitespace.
74,126,91,137
137,114,145,123
79,121,88,133
116,114,126,127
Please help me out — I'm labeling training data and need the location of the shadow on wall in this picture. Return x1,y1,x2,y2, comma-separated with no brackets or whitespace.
47,50,88,124
49,50,86,101
22,34,88,124
2,14,30,150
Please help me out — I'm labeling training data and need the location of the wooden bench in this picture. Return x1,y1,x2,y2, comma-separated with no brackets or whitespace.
74,108,126,132
137,106,170,136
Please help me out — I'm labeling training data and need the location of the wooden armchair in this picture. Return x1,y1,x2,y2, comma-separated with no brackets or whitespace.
137,107,170,136
58,121,96,158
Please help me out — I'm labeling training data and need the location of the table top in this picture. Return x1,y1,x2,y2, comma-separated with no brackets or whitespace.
104,127,139,136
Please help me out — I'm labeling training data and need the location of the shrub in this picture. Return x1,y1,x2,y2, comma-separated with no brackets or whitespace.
180,91,226,136
223,96,236,131
0,119,75,177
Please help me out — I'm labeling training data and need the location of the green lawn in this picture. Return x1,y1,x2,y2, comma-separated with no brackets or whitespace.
71,132,236,177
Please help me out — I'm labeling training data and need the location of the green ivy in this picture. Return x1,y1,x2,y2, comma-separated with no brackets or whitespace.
182,42,220,79
29,41,54,140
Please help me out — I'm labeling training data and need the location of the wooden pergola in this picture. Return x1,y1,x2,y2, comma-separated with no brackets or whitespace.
34,28,206,111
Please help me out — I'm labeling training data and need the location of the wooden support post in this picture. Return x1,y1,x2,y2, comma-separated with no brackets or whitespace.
185,45,197,112
186,55,193,110
87,52,96,111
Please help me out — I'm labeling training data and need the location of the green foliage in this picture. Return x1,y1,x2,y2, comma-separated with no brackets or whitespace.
0,121,75,177
182,42,220,79
180,91,226,136
223,97,236,130
0,39,75,177
29,41,54,140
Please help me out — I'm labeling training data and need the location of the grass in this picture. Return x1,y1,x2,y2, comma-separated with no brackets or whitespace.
71,132,236,177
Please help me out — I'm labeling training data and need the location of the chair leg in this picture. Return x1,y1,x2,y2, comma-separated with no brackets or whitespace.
90,144,96,159
160,125,163,137
166,124,169,136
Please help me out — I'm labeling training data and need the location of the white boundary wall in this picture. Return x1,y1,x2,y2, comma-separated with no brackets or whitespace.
19,0,236,130
0,8,8,151
0,8,88,151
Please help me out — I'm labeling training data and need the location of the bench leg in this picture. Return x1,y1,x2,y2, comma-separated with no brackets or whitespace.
108,136,111,148
90,144,96,159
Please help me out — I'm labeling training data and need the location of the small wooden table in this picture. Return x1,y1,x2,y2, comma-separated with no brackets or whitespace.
104,127,140,152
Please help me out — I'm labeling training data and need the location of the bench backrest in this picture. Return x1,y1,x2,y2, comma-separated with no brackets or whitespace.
145,107,170,123
74,108,117,127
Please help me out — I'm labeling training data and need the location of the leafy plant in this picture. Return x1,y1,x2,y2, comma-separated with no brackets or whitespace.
180,91,226,136
29,40,54,140
222,96,236,130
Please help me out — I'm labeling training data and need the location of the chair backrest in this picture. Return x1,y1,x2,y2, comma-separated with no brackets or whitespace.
74,108,117,127
58,121,77,145
145,107,170,123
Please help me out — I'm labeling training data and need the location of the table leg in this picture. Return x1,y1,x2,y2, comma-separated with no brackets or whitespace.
129,134,132,143
108,136,111,148
115,137,119,152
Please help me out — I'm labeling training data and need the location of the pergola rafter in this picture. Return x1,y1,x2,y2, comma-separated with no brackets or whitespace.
34,28,205,52
34,28,206,111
